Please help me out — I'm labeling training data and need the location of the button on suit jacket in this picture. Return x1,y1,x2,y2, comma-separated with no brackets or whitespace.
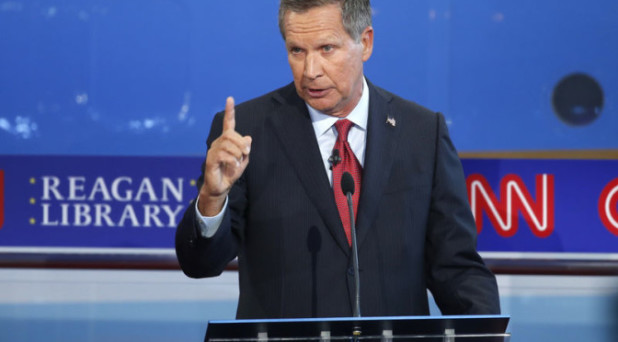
175,81,500,319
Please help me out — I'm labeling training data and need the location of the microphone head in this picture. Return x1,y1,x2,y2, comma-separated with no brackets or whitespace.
341,172,355,195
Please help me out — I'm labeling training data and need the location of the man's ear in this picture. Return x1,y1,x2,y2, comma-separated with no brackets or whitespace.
360,26,374,62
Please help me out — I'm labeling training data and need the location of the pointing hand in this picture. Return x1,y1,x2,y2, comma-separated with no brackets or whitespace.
199,97,252,216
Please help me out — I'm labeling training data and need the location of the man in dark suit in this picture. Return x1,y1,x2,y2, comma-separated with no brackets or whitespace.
176,0,500,319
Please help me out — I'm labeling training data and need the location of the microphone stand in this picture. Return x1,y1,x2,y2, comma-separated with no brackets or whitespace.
341,171,361,339
346,191,361,319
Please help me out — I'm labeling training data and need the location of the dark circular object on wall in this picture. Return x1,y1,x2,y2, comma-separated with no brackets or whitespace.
552,73,604,126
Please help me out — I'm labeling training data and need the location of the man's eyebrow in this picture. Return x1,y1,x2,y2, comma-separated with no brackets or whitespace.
287,37,339,48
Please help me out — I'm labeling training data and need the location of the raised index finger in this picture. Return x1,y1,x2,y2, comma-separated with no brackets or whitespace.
223,96,236,132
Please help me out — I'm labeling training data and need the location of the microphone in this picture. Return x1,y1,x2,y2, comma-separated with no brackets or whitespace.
341,172,361,319
328,149,341,170
341,172,355,195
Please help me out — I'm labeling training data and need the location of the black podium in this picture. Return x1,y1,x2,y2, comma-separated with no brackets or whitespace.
205,315,510,341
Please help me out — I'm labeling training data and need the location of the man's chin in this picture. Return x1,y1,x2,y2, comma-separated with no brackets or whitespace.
305,98,337,115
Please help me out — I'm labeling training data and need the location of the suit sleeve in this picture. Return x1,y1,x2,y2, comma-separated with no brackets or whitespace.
424,113,501,315
175,112,245,278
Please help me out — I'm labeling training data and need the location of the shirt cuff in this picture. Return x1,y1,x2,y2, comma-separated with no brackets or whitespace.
194,196,228,239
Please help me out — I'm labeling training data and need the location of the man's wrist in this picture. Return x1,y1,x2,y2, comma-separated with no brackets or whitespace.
197,191,227,217
194,196,228,238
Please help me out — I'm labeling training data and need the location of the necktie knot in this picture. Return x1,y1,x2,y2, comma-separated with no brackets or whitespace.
334,119,354,142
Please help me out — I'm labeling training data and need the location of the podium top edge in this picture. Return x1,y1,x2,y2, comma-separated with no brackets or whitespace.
209,315,510,325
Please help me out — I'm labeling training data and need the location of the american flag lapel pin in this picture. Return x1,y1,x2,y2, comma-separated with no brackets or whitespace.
386,115,396,127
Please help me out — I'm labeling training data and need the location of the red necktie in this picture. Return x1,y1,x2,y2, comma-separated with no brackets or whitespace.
332,119,362,246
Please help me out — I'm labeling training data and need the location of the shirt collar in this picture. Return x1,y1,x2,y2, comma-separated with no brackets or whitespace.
307,77,369,136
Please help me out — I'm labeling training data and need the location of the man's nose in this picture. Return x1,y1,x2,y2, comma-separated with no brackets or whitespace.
303,53,323,80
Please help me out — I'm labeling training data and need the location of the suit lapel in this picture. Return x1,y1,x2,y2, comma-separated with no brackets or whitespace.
356,82,400,247
269,85,352,254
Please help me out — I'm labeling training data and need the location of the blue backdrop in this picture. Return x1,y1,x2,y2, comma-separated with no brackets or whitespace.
1,0,617,256
1,0,617,156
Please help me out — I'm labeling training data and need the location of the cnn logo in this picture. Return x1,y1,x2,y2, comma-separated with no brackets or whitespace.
466,174,555,238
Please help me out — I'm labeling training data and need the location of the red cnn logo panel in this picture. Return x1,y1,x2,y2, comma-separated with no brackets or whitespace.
0,170,4,229
599,178,618,236
466,173,555,238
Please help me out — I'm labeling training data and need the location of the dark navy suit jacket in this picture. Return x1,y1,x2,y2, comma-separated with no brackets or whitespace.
175,81,500,319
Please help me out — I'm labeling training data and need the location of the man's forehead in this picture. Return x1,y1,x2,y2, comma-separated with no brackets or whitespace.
285,28,343,44
283,5,346,42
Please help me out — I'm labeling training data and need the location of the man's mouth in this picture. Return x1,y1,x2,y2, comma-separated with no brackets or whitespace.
306,88,330,98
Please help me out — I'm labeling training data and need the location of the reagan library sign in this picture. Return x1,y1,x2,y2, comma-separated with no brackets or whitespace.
37,175,184,228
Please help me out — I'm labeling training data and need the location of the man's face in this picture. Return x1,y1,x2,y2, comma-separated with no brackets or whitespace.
284,4,373,117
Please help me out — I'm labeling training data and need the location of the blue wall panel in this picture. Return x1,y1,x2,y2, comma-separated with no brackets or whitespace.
2,0,616,156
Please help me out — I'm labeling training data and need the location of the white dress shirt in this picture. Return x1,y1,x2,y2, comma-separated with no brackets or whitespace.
307,77,369,184
195,78,370,238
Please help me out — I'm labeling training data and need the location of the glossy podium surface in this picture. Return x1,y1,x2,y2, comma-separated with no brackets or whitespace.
205,315,510,341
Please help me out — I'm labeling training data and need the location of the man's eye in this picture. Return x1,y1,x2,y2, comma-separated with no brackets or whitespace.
291,47,302,54
323,45,333,52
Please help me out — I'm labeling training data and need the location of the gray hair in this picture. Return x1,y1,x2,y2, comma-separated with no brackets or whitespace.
278,0,372,42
